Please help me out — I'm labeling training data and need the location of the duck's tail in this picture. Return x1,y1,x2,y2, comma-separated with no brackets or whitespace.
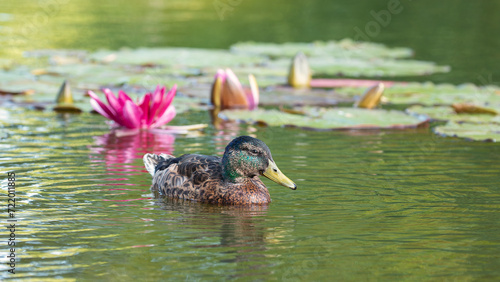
143,153,174,176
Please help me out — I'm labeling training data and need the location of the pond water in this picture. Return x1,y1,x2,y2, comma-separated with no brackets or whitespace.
2,109,500,280
1,0,500,281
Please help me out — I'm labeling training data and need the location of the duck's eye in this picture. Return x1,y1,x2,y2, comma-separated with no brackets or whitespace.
250,149,259,155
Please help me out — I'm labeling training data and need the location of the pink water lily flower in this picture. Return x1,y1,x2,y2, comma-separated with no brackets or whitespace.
211,68,259,110
88,85,177,129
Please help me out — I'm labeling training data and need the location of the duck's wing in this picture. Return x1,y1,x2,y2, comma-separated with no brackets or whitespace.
151,154,223,201
143,153,173,176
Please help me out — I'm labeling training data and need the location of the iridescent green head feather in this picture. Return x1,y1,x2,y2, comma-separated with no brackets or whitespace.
221,136,296,189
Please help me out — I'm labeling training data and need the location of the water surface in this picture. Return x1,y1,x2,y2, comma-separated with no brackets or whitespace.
1,109,499,280
1,0,500,280
1,0,500,85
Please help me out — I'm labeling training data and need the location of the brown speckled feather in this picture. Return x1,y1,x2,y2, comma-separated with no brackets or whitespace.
145,153,271,205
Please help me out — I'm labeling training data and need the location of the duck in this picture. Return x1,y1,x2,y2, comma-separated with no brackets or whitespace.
143,136,296,205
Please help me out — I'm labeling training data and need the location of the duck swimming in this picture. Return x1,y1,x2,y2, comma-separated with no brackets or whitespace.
143,136,296,205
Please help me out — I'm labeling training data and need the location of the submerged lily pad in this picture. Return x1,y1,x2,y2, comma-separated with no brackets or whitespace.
434,122,500,142
221,107,428,130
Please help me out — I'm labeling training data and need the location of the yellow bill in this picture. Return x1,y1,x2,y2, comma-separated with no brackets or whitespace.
262,160,297,190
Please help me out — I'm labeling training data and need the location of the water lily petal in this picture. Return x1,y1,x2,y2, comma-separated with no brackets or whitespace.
221,68,248,109
154,85,177,121
138,93,151,126
118,90,133,107
119,100,142,129
215,69,227,81
225,68,243,91
211,70,226,107
89,92,115,120
148,86,165,125
163,84,177,110
247,74,259,110
103,88,121,114
90,85,176,129
150,105,176,128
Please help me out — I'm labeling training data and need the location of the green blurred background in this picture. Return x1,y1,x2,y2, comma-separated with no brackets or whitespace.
1,0,499,85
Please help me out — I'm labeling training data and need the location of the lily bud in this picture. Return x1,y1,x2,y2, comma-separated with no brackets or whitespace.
221,68,248,109
288,52,311,88
355,83,385,109
54,80,82,113
211,69,259,110
55,80,73,104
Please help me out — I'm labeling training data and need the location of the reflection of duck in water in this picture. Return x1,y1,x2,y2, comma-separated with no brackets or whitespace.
144,136,296,205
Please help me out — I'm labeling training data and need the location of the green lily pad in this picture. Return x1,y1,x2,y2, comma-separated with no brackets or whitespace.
259,88,351,106
227,56,448,79
231,40,449,77
434,122,500,142
0,68,62,96
221,107,428,130
336,82,500,106
24,49,88,60
41,63,191,89
89,47,266,68
181,85,352,107
43,63,138,88
309,57,449,77
230,39,414,59
407,105,500,123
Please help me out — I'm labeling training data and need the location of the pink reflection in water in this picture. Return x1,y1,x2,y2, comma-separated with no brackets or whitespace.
89,129,176,203
90,129,175,172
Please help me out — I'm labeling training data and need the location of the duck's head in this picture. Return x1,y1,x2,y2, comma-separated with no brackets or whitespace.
221,136,296,190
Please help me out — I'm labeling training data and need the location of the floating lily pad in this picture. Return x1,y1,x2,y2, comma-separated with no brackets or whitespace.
309,57,449,77
89,47,266,68
230,39,414,59
259,88,350,106
0,78,60,96
231,40,449,77
238,57,449,79
407,105,500,123
434,122,500,142
336,82,500,106
181,85,351,107
221,107,428,130
310,78,397,88
24,49,88,59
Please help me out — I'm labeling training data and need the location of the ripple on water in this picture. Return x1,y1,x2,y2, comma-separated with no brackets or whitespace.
0,109,499,280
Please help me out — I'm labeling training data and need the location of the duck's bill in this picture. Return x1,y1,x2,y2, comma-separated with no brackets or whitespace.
262,160,297,190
